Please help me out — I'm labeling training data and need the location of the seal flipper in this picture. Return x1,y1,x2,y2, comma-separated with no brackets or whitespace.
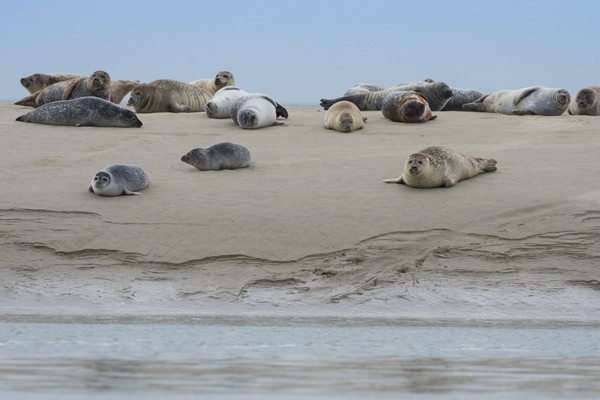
122,189,142,195
275,103,288,119
88,185,94,193
14,92,39,107
461,93,488,111
62,79,81,100
383,176,405,184
513,87,539,106
512,109,535,116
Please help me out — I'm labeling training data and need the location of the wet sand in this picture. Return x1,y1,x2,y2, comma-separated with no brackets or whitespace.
1,104,599,320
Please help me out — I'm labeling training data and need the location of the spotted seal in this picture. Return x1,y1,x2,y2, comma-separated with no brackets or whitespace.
568,87,600,115
440,88,484,111
321,81,453,112
15,71,111,108
20,73,85,94
231,93,288,129
324,100,366,132
189,71,235,95
127,79,212,113
16,97,142,127
462,86,570,115
205,86,249,118
383,146,497,188
381,91,436,123
181,142,251,171
88,164,149,196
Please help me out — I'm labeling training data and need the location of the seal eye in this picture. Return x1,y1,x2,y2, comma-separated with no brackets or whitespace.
417,160,423,165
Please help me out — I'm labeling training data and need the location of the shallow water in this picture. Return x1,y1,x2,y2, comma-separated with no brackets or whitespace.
1,315,599,399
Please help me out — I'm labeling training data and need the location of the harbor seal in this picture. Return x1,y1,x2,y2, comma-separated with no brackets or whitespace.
205,86,249,118
343,83,385,96
109,80,140,104
462,86,570,115
16,97,142,127
381,91,436,123
88,164,149,196
15,71,111,108
231,93,288,129
20,73,85,94
127,79,212,113
568,87,600,115
181,142,251,170
324,100,366,132
189,71,235,95
383,146,497,188
440,88,484,111
321,81,453,112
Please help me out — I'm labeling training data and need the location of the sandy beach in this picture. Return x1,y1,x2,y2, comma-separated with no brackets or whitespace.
1,104,599,321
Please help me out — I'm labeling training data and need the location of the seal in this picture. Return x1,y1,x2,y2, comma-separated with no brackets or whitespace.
568,87,600,115
181,142,251,171
440,88,484,111
321,81,453,112
127,79,212,113
343,83,385,96
88,164,149,196
109,80,140,104
383,146,497,188
20,73,85,94
381,91,436,123
324,100,366,132
16,97,143,128
189,71,236,95
205,86,249,118
15,71,111,108
231,93,289,129
462,86,570,115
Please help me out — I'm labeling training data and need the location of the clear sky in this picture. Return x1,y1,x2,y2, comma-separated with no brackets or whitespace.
2,0,599,105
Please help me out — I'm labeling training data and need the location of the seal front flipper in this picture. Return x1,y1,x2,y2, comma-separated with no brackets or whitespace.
382,177,405,184
275,103,288,119
512,109,535,116
122,189,143,195
61,80,81,100
513,87,539,106
88,185,94,193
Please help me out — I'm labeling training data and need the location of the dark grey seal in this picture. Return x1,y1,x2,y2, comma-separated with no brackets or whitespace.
181,142,252,171
16,97,143,127
568,87,600,115
88,164,149,196
441,88,485,111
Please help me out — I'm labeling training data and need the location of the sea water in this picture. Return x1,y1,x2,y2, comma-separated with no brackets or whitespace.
1,315,599,399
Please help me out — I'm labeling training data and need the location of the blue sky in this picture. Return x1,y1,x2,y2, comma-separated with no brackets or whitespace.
2,0,599,105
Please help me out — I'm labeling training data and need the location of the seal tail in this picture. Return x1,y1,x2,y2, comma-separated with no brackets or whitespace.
477,158,498,172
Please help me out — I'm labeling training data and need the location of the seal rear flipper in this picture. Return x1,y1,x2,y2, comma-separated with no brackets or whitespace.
462,102,484,111
14,93,38,107
320,98,342,110
275,103,288,119
513,87,539,106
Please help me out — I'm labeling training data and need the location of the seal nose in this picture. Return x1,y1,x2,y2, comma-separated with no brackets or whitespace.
181,155,189,162
404,101,425,117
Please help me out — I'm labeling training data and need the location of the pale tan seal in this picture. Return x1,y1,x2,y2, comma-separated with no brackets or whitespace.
109,80,140,104
127,79,213,113
381,91,436,123
15,71,111,108
383,146,497,188
324,100,366,132
462,86,570,115
20,73,85,94
189,71,235,95
568,87,600,115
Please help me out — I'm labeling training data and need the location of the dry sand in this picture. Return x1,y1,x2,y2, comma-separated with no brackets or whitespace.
1,103,599,321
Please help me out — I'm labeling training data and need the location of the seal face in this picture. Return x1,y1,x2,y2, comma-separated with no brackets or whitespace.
88,164,149,196
231,93,288,129
189,71,236,95
181,142,251,171
381,91,436,122
127,79,212,113
324,100,366,132
321,81,453,112
568,87,600,115
16,97,143,127
462,86,571,116
205,86,249,118
383,146,497,188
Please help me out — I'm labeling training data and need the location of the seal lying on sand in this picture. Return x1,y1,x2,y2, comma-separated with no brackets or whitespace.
88,164,149,196
383,146,497,188
127,79,212,113
15,71,111,108
231,93,288,129
321,81,453,112
462,86,570,115
205,86,249,118
381,91,436,122
568,87,600,115
189,71,235,95
109,80,140,104
440,88,484,111
20,73,85,94
181,142,251,170
16,97,142,127
343,83,385,96
324,100,366,132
